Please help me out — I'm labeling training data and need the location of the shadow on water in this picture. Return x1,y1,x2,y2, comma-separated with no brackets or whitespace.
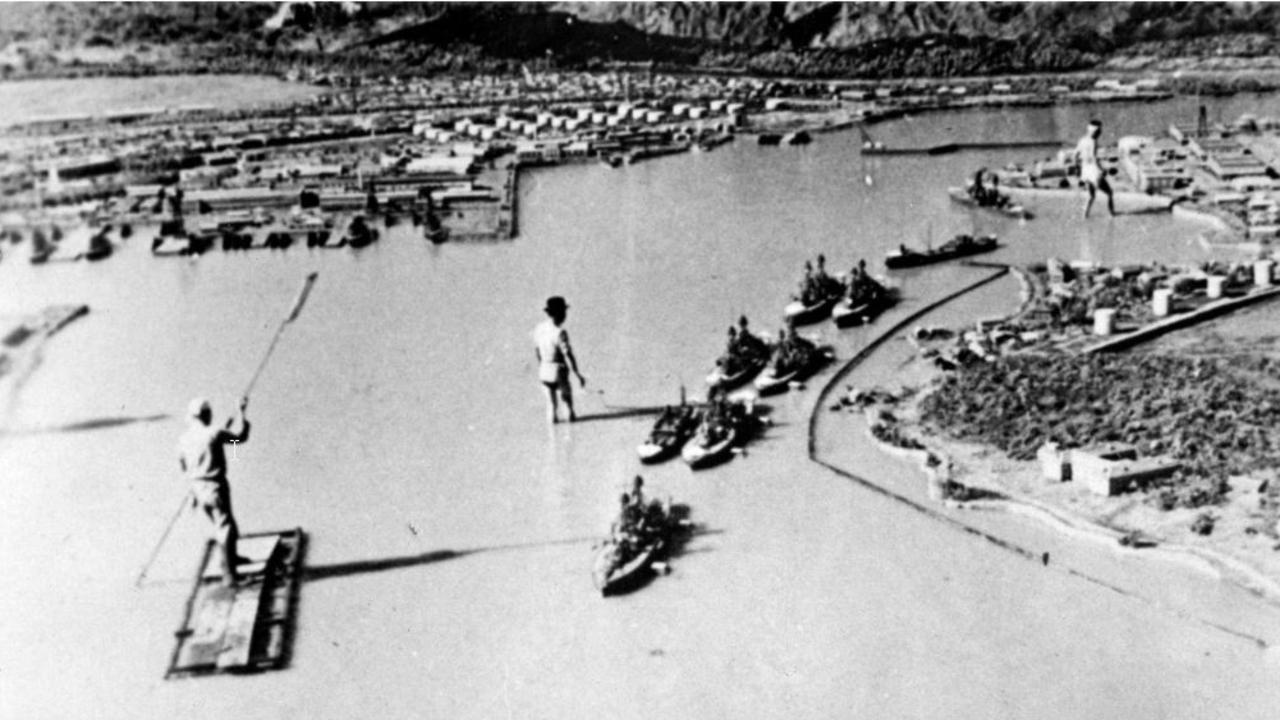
304,522,724,585
303,533,601,583
578,400,776,426
304,549,475,581
571,406,667,423
2,413,172,436
752,419,787,434
666,525,722,561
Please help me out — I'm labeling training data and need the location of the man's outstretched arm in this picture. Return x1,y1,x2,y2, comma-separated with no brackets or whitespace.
222,396,251,442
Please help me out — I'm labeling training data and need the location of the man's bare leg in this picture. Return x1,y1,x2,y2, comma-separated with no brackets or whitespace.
1083,184,1097,219
222,528,241,586
543,384,560,424
560,384,576,422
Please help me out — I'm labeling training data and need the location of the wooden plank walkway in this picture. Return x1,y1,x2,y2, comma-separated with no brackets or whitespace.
167,528,305,679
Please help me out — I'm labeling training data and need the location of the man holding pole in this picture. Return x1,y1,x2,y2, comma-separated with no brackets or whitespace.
178,396,251,586
138,273,318,589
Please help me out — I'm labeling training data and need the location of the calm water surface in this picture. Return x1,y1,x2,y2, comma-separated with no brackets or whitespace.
0,74,322,126
2,96,1280,719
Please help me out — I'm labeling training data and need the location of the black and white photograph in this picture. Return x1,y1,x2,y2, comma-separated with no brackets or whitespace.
3,2,1280,717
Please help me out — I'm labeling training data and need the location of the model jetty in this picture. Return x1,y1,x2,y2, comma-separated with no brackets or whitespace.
885,234,999,270
832,261,898,327
858,126,917,156
861,140,917,156
637,401,704,464
706,316,774,389
681,395,761,469
593,486,688,596
754,326,833,395
784,255,845,325
626,141,692,165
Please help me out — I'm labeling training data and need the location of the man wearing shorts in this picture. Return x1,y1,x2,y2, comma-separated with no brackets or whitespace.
533,296,586,423
1076,119,1116,219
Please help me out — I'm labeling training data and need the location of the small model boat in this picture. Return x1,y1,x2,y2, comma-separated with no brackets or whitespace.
681,399,756,468
832,278,898,328
593,497,680,596
753,365,795,394
832,295,887,327
947,187,1033,220
29,225,58,264
706,327,773,389
706,354,766,389
593,533,667,596
786,256,845,325
637,403,703,464
83,226,113,261
424,212,448,244
784,293,841,325
343,214,379,248
754,337,832,395
681,426,737,469
885,234,999,270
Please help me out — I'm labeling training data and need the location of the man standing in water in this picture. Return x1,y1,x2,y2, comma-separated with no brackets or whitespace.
178,396,250,586
533,296,586,423
1076,119,1116,219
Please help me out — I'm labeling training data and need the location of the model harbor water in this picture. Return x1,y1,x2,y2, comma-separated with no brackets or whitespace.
6,54,1280,720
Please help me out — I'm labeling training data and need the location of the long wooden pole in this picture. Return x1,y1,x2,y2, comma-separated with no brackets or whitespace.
135,493,190,588
242,272,319,398
136,272,319,589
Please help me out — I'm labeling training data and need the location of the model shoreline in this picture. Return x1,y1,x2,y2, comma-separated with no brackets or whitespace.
826,256,1280,607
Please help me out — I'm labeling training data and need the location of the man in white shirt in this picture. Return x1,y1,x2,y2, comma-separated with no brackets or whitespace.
533,296,586,423
1076,119,1115,219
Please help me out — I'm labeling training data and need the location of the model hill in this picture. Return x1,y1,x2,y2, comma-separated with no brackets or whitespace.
4,2,1280,79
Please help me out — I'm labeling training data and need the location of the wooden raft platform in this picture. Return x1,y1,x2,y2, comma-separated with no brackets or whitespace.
166,528,305,679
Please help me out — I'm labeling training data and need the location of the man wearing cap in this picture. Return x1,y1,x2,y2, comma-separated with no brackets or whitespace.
1075,119,1116,219
178,396,250,586
533,296,586,423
